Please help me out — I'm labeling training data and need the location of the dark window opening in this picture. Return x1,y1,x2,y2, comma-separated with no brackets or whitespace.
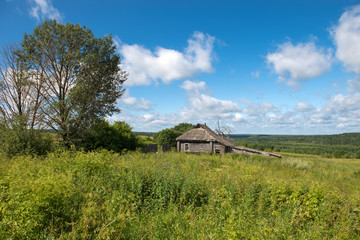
184,143,190,151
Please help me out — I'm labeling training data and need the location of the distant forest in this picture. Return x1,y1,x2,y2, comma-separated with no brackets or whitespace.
231,132,360,158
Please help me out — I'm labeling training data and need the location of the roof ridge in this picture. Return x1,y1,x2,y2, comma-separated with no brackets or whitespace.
195,123,234,147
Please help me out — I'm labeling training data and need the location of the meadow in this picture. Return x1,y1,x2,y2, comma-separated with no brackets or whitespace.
1,150,360,239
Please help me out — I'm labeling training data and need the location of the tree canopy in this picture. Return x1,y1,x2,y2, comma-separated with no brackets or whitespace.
18,19,127,144
154,123,194,147
79,120,139,152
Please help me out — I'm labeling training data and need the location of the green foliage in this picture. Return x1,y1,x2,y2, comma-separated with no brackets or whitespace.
154,123,194,147
332,149,351,159
1,151,360,239
77,120,140,152
19,19,126,144
172,123,194,133
356,150,360,159
153,128,179,147
0,116,53,157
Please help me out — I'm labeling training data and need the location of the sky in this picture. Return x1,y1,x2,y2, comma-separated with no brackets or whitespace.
2,0,360,134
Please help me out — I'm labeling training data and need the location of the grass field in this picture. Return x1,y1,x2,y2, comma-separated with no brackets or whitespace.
1,150,360,239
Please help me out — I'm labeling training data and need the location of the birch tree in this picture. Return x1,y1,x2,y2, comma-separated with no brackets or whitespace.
0,43,43,129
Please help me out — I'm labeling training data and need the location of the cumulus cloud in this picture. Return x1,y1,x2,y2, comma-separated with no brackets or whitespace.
180,80,207,92
243,101,278,116
180,80,210,95
28,0,62,21
119,90,153,111
304,93,360,131
323,93,360,115
332,5,360,74
180,80,241,120
233,113,247,123
119,32,215,86
348,78,360,92
266,41,332,88
294,102,316,112
112,90,360,134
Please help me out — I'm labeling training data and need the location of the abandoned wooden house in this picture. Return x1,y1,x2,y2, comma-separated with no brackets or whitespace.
176,123,281,158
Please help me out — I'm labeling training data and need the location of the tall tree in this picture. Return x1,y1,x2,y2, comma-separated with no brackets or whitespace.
0,43,44,129
19,20,127,143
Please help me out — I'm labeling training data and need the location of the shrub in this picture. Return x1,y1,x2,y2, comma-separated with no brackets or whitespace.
76,120,141,152
0,118,54,157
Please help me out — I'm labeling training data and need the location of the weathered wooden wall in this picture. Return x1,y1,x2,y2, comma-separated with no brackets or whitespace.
179,142,212,153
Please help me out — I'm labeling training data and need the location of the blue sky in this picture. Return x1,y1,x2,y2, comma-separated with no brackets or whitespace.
2,0,360,134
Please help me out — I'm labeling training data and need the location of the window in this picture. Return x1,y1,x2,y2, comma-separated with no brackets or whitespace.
184,143,190,151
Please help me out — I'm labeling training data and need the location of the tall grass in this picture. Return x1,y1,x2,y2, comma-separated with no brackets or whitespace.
0,150,359,239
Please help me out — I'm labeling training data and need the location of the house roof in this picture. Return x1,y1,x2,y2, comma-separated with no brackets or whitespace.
176,123,235,147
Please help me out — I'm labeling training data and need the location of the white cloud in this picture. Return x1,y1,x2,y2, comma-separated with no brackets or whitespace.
119,32,215,86
119,90,153,111
179,80,241,120
111,90,360,134
111,80,243,131
28,0,62,21
266,41,332,88
303,93,360,131
180,80,207,92
243,101,278,116
233,113,247,123
294,102,316,112
180,80,210,96
324,93,360,115
348,78,360,92
332,5,360,74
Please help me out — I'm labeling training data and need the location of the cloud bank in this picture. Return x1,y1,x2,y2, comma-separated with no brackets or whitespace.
119,32,215,86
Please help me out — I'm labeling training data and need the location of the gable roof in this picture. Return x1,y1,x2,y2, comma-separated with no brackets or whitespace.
176,123,234,147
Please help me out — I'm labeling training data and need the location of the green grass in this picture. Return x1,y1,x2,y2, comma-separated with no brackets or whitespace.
1,150,360,239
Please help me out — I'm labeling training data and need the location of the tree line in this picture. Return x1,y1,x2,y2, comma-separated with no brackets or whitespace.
233,133,360,158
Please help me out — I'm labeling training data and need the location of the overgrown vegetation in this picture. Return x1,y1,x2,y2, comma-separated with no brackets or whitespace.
73,120,141,152
0,116,55,157
1,151,359,239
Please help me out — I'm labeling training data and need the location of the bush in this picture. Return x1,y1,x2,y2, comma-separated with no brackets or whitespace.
77,120,141,152
154,123,194,147
0,118,54,157
153,128,180,147
332,150,350,159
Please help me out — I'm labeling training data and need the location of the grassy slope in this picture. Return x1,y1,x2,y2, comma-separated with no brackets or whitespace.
0,151,360,239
